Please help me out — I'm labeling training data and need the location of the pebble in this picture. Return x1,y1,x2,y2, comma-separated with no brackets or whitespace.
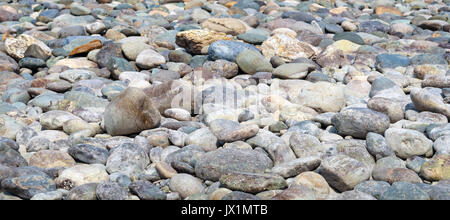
384,128,433,159
319,155,371,192
136,49,166,69
380,182,430,200
0,0,448,201
68,144,109,165
185,128,218,152
273,63,315,79
201,17,250,36
354,180,390,199
208,40,259,62
333,32,365,45
372,167,422,184
410,88,450,120
236,49,273,74
202,59,238,79
291,171,330,200
0,140,27,168
222,191,261,200
294,82,345,112
194,148,273,181
434,135,450,154
30,190,66,200
271,157,321,178
103,88,161,136
106,143,149,179
261,34,316,62
65,183,98,200
247,129,296,165
96,181,128,200
332,108,390,139
220,172,287,193
1,175,56,199
175,29,232,55
164,108,191,121
169,173,204,199
367,97,404,123
420,154,450,181
365,132,395,160
129,180,166,200
272,185,316,200
209,119,259,142
155,161,177,179
28,150,76,169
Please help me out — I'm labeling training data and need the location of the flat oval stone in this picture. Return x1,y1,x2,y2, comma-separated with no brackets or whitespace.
194,148,273,181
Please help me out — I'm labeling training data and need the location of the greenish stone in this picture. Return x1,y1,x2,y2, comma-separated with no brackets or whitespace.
237,33,268,44
333,32,365,45
380,182,430,200
236,49,273,74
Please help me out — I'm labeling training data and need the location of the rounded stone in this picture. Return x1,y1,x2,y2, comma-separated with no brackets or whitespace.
194,148,273,181
380,182,430,200
169,173,204,199
331,108,390,139
236,49,273,74
103,88,161,136
55,164,109,190
96,181,129,200
319,155,371,192
384,128,433,159
28,150,76,169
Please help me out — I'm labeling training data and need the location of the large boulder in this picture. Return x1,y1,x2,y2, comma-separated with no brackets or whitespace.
104,87,161,136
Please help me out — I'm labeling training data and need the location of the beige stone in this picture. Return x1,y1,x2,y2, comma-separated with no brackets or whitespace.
201,18,251,36
261,34,317,62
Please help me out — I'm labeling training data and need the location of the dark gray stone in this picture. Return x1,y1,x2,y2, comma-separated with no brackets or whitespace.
68,144,109,165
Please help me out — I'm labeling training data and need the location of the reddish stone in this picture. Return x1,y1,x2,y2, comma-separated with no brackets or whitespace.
69,40,103,56
31,78,49,88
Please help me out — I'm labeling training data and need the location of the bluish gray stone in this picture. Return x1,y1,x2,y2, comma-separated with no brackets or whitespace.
237,32,268,44
37,9,59,23
68,144,109,165
208,40,259,62
369,77,404,98
380,182,430,200
376,54,411,69
359,20,390,33
1,175,56,199
19,58,46,70
0,143,27,168
129,180,167,200
64,91,109,109
366,132,395,160
281,11,315,23
355,180,390,199
411,53,448,65
194,148,273,181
